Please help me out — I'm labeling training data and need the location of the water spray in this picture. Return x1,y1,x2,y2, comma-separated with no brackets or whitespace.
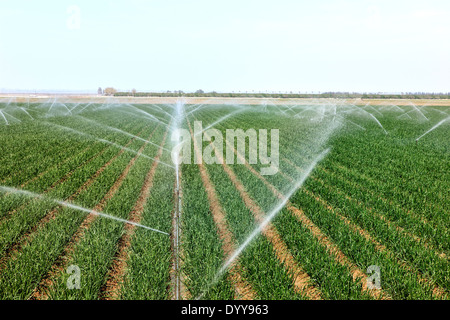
42,121,174,169
76,115,171,152
196,149,330,299
171,99,185,300
0,186,169,235
416,117,449,142
20,107,34,120
0,110,9,125
368,113,388,134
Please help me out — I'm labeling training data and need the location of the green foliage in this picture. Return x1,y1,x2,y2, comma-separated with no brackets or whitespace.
0,102,448,300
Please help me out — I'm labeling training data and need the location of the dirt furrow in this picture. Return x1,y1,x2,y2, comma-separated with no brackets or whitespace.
314,163,432,226
187,119,256,300
228,142,388,299
30,126,160,300
100,125,169,300
286,158,448,260
0,128,151,274
303,187,448,300
0,143,113,225
225,167,322,300
0,143,84,186
285,158,448,298
199,124,321,300
20,145,93,189
332,160,445,214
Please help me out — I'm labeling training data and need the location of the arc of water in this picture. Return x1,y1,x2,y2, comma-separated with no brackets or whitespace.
0,186,169,235
126,104,173,122
274,104,287,115
0,110,9,125
410,104,429,121
149,104,167,113
336,114,366,130
118,109,169,127
185,103,201,112
284,104,297,112
20,107,34,120
318,105,326,121
198,109,247,135
365,105,384,117
2,111,21,123
368,113,388,134
76,115,171,152
186,104,208,116
416,117,450,141
197,149,330,300
6,97,15,106
77,102,93,113
69,103,82,112
96,138,175,169
396,110,412,120
61,103,72,115
172,108,247,152
388,105,404,112
342,106,388,134
293,106,315,118
142,104,176,120
43,122,175,169
429,107,448,116
47,99,57,114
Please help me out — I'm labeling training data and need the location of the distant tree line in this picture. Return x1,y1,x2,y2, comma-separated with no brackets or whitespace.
360,92,450,99
110,89,450,99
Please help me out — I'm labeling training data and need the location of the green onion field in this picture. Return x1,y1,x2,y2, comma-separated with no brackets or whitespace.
0,100,448,300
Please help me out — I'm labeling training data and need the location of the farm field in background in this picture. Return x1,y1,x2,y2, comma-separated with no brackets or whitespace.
0,99,448,300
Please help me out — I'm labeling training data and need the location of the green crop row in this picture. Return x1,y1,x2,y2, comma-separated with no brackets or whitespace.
0,126,157,299
121,129,174,299
178,138,234,299
199,106,448,299
44,125,168,299
191,111,373,299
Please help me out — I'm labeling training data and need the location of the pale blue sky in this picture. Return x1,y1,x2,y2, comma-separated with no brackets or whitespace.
0,0,449,93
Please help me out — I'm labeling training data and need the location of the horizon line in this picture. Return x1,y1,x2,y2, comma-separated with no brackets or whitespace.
1,89,449,95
